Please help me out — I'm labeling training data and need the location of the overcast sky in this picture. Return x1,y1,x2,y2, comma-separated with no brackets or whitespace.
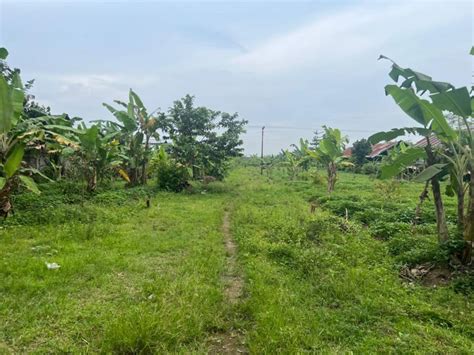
1,0,472,154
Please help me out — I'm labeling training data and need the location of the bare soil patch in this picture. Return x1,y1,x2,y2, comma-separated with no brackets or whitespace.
208,210,247,354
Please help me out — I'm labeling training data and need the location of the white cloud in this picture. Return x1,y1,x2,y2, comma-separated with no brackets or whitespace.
231,1,468,75
9,0,471,155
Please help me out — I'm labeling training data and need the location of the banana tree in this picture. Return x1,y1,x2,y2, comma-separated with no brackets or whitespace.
290,138,312,171
103,90,164,185
50,122,129,192
306,126,350,193
282,149,302,180
370,51,473,261
0,49,50,217
77,124,123,191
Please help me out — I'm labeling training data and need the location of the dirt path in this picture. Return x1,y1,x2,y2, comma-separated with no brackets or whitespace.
208,209,247,354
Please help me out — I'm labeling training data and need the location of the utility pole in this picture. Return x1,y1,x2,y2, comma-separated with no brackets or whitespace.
260,126,265,175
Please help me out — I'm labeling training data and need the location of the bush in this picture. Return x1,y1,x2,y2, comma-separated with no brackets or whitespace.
369,221,412,240
387,234,443,265
150,147,190,192
360,162,379,176
452,272,474,295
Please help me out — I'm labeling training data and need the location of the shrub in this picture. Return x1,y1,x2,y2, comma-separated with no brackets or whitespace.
360,162,379,176
452,272,474,295
150,147,190,192
369,221,412,240
306,214,355,241
387,234,443,265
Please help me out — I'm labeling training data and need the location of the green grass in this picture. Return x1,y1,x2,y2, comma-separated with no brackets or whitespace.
1,191,229,353
230,168,474,353
1,167,473,353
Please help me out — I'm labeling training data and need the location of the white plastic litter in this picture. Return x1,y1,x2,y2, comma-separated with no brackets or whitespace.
45,262,61,270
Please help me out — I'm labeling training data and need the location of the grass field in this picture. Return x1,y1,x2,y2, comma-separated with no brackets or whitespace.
1,167,473,353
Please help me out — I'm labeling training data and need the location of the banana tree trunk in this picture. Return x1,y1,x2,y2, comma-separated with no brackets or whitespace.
425,138,449,243
327,162,337,193
0,177,16,219
457,185,465,233
141,135,150,185
462,172,473,264
86,167,97,192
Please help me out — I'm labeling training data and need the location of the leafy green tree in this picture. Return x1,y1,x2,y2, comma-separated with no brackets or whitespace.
307,126,350,193
352,139,371,166
310,130,322,150
167,95,247,179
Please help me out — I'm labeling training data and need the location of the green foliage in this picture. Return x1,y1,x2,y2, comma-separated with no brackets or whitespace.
104,89,166,186
306,126,350,192
380,146,426,179
374,52,473,258
230,167,473,353
351,139,371,166
167,95,247,179
360,161,379,176
369,221,412,240
149,147,190,192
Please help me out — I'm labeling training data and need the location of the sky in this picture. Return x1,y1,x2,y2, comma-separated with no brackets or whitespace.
0,0,472,154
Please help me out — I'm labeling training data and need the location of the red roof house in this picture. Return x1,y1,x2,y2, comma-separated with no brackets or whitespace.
366,141,399,160
414,135,442,148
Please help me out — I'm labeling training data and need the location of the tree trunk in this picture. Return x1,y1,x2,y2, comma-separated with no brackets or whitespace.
327,162,337,193
413,180,429,226
425,138,449,243
431,179,449,243
457,185,465,234
192,165,199,180
0,177,16,219
462,172,473,264
86,167,97,192
141,135,150,185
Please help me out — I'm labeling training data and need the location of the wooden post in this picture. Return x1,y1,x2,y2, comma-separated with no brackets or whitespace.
260,126,265,175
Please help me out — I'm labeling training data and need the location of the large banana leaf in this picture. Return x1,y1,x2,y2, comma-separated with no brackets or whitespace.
79,125,100,152
318,139,339,159
19,175,40,194
4,144,25,178
10,72,25,127
388,63,431,83
103,104,137,132
430,87,472,118
368,127,431,144
413,163,448,182
380,146,426,179
0,76,13,134
385,85,456,140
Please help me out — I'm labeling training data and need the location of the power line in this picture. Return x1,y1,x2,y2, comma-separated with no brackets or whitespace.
246,124,377,133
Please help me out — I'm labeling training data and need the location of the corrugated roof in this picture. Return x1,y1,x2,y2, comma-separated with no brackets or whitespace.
414,135,442,148
367,141,398,158
342,147,352,157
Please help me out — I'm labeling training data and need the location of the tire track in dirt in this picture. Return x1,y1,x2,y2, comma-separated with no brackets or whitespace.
208,209,247,354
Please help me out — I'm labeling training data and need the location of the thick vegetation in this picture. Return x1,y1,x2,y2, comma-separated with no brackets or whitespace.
0,48,247,215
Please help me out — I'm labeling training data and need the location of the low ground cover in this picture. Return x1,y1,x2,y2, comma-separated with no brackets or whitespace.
1,167,473,353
